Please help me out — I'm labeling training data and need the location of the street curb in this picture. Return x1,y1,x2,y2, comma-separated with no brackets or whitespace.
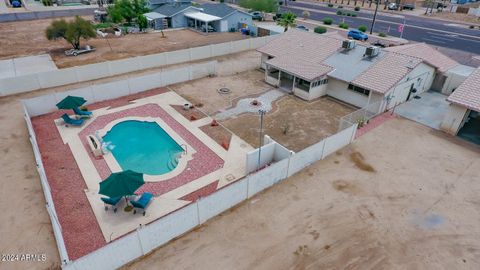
301,18,409,44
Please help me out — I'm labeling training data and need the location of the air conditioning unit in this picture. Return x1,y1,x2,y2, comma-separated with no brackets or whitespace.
365,46,380,57
342,40,356,50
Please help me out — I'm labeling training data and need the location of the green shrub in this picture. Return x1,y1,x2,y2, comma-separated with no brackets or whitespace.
351,13,357,17
339,22,349,29
323,17,333,25
346,12,351,16
336,10,343,15
338,5,343,8
469,25,475,29
379,32,387,37
314,26,327,34
327,3,334,7
354,6,360,11
42,0,52,6
358,25,367,32
94,22,113,29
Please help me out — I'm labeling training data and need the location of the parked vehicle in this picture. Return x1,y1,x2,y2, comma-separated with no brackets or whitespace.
347,29,368,41
402,3,415,10
250,11,263,21
387,3,398,10
296,25,309,31
65,45,96,56
10,0,21,7
201,24,215,32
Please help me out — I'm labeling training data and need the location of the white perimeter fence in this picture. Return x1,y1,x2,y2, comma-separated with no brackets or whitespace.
58,123,357,270
22,58,358,269
338,100,382,132
1,35,278,97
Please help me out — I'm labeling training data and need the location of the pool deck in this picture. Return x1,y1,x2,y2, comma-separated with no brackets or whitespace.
32,88,253,260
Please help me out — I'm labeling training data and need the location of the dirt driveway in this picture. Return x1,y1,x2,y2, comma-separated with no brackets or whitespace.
0,17,248,68
124,117,480,270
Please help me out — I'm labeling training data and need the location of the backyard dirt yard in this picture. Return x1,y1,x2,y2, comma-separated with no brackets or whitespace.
170,69,271,116
0,16,248,68
221,96,355,151
124,117,480,270
171,70,355,151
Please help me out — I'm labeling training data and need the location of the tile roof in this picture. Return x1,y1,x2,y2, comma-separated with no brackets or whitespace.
351,52,422,94
447,67,480,112
266,55,334,81
257,29,343,63
385,43,458,72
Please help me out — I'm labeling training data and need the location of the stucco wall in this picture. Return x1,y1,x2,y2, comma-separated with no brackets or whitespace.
326,78,369,108
440,104,468,135
441,71,470,95
386,63,435,109
171,7,200,28
224,11,252,31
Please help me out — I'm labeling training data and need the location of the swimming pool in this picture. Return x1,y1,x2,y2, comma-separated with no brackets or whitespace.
102,120,184,175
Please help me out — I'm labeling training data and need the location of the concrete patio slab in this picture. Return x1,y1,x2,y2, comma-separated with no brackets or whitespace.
395,91,450,130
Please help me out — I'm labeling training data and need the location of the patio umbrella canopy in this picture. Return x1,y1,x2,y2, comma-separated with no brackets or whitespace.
99,170,145,198
56,95,87,110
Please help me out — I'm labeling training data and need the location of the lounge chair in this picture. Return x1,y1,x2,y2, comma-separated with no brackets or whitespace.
101,196,122,213
130,192,154,216
61,113,84,126
73,107,93,118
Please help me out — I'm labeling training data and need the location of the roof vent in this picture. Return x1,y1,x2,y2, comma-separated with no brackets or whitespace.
342,40,356,50
364,46,380,58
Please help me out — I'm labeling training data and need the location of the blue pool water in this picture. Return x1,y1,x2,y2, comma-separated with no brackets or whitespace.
102,120,184,175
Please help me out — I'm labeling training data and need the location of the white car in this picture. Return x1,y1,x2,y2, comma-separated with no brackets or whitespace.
65,45,96,56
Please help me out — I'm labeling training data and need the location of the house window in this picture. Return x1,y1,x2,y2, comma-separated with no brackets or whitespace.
311,78,329,88
296,78,311,91
347,84,370,96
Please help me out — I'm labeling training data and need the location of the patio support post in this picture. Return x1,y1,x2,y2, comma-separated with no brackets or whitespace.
292,76,296,92
277,70,281,87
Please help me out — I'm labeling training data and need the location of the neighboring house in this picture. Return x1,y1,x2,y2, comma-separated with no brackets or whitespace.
441,67,480,144
257,30,443,114
198,3,253,32
144,2,252,32
149,3,202,30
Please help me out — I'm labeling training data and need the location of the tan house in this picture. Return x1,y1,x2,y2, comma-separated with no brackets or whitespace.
257,30,461,115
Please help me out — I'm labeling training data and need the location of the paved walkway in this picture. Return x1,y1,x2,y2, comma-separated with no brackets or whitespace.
214,89,285,120
394,91,450,130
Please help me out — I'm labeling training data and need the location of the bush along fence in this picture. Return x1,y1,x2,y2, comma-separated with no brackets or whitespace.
23,61,358,270
2,35,279,97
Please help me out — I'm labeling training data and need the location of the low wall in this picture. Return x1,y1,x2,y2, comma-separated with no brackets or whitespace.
58,123,357,270
2,35,279,97
22,61,217,117
24,64,357,269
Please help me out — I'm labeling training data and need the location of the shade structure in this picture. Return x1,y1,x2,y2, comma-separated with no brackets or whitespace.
56,95,87,110
99,170,145,198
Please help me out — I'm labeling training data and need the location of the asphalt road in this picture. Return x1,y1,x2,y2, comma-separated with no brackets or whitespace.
282,1,480,54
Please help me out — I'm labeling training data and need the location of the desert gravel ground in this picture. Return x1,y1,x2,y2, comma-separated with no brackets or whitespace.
124,117,480,270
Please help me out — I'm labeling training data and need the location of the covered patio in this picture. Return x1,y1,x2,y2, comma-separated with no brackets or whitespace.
265,56,333,100
184,12,221,33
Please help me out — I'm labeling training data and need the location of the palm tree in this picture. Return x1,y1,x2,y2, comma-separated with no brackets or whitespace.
277,12,297,32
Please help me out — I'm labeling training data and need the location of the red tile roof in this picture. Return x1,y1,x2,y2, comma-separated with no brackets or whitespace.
385,43,458,72
266,55,333,81
351,52,422,94
447,67,480,112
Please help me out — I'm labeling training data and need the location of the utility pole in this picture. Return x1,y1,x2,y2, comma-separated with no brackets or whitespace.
370,0,379,35
257,109,266,171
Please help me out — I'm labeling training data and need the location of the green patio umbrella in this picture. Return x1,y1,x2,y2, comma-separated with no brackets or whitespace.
56,95,87,110
99,170,145,198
